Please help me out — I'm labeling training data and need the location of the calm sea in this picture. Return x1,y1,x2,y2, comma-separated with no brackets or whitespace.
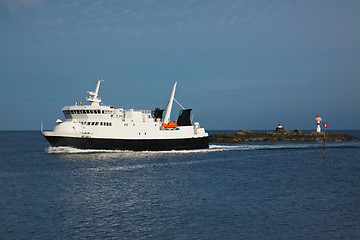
1,130,360,239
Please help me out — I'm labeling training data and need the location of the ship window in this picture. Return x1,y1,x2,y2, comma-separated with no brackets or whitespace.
100,122,103,126
86,110,89,114
110,123,112,126
87,122,90,125
102,110,104,114
91,122,94,125
133,124,135,126
95,122,99,125
124,123,128,126
97,110,100,114
139,133,141,135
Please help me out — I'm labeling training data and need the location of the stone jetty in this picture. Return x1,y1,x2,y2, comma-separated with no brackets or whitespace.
209,129,359,143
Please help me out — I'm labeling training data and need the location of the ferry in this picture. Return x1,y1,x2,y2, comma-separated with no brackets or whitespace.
41,80,209,151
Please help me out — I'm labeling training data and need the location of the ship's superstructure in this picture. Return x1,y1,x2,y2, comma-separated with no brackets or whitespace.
42,80,209,151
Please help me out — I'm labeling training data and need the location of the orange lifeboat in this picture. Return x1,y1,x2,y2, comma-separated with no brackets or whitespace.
162,120,178,129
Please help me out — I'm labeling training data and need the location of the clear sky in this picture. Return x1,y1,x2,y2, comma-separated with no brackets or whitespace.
0,0,359,130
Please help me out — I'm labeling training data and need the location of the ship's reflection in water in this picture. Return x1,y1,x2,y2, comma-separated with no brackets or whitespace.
53,149,214,239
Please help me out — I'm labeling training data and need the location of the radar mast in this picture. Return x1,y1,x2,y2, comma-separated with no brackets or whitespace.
86,79,103,106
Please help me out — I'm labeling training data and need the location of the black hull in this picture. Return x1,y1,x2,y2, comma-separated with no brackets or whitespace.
44,135,209,151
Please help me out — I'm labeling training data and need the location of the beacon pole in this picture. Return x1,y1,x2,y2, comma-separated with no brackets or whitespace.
322,122,328,159
323,131,325,159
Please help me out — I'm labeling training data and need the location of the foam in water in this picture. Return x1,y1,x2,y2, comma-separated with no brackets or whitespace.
45,141,360,155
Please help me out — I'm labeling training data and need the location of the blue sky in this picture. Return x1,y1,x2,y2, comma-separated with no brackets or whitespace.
0,0,359,130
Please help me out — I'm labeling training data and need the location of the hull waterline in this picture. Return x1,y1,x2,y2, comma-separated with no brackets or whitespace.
44,135,209,151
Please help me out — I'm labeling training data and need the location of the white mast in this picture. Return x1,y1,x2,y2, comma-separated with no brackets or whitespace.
86,79,103,106
163,82,177,123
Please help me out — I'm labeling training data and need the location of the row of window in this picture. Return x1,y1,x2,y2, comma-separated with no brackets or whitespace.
80,122,112,126
78,122,159,127
64,110,113,115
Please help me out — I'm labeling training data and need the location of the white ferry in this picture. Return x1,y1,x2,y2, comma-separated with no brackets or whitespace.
41,80,209,151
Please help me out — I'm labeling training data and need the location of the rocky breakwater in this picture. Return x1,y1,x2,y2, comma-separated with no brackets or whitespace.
209,129,359,143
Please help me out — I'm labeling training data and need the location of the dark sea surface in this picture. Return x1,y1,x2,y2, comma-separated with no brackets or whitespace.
1,130,360,239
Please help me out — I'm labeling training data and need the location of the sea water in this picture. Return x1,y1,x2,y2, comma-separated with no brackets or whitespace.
1,131,360,239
